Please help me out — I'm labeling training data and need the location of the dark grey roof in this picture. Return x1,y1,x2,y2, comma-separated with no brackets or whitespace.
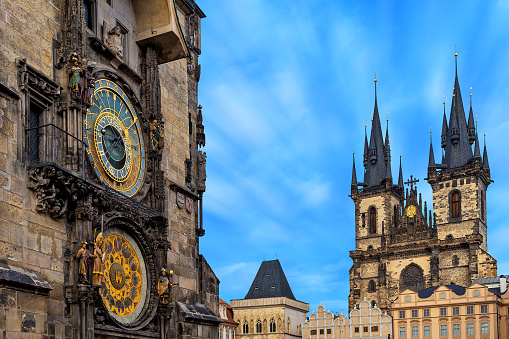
351,153,357,185
417,284,466,299
483,136,490,169
177,302,222,323
428,137,435,167
0,262,53,294
245,259,295,300
472,275,509,285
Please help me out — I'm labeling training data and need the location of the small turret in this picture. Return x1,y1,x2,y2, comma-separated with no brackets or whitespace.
473,131,481,159
483,134,490,169
398,156,404,188
352,152,358,187
441,101,448,148
428,132,435,167
385,118,392,179
467,93,476,144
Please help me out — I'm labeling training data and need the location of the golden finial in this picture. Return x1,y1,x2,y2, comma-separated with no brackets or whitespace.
454,45,458,56
374,71,377,82
387,112,389,121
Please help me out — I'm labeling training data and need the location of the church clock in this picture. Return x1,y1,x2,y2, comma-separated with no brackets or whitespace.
85,79,146,197
406,205,417,218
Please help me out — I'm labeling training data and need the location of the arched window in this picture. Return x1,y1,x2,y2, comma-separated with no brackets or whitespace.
287,318,291,333
394,205,399,226
481,190,485,220
243,321,249,334
451,191,460,218
400,264,425,292
369,279,376,292
270,318,276,332
263,319,267,332
369,207,377,234
452,255,459,267
256,320,262,333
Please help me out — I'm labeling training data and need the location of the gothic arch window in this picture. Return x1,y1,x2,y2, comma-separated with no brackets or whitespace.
369,207,377,234
270,318,276,332
394,205,399,226
263,319,267,332
399,263,425,292
369,279,376,292
256,320,262,333
287,318,291,333
452,255,459,267
243,321,248,334
450,190,461,219
480,190,485,221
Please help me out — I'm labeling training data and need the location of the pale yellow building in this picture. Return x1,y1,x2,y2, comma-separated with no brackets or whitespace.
391,277,509,339
302,299,392,338
231,260,309,338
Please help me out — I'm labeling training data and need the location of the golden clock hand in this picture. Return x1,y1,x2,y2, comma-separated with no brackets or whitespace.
123,116,138,136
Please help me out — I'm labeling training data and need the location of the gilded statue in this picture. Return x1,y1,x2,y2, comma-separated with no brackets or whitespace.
68,54,83,101
76,241,92,283
92,232,105,286
158,268,178,304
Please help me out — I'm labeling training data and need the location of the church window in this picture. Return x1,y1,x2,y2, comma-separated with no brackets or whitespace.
256,320,262,333
84,0,96,31
362,213,366,227
269,318,276,332
363,326,368,332
394,206,399,226
369,207,376,233
354,327,359,333
326,328,331,334
311,330,317,335
28,103,43,164
481,190,485,220
399,264,425,292
451,191,460,219
263,319,267,332
372,326,378,332
369,279,376,292
243,321,248,333
452,255,459,267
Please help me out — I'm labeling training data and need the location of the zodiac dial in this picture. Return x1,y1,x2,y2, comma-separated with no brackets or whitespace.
85,79,145,197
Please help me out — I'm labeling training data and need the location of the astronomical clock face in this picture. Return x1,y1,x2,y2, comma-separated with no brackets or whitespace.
101,228,147,324
406,205,417,218
85,79,146,197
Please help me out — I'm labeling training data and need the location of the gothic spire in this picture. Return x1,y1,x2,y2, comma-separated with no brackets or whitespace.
473,131,481,158
385,117,392,179
398,155,404,187
363,125,369,167
441,101,448,149
467,93,476,144
352,152,357,186
483,134,490,169
428,132,435,167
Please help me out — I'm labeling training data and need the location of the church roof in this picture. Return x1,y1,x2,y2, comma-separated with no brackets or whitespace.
417,284,466,299
244,259,295,300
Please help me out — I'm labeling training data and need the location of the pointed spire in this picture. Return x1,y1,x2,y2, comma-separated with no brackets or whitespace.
352,152,357,186
442,149,445,164
428,132,435,167
398,155,404,187
363,125,368,167
483,134,490,169
441,100,448,148
366,74,387,186
467,91,476,144
473,123,481,159
385,116,392,179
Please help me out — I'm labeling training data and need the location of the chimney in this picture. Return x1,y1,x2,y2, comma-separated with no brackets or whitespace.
500,275,507,294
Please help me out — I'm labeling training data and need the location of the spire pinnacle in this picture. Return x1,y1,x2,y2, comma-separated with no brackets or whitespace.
454,45,458,77
352,152,357,186
429,131,435,167
385,114,392,179
483,133,490,169
398,155,404,187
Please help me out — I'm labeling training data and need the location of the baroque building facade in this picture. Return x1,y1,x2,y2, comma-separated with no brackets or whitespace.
0,0,220,338
349,54,496,312
231,260,309,339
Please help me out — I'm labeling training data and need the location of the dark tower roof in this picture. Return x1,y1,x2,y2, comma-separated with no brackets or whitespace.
398,155,404,187
473,131,481,158
483,135,490,169
442,53,473,168
385,119,392,179
428,133,435,167
352,152,357,186
244,260,296,300
364,77,391,187
467,94,476,145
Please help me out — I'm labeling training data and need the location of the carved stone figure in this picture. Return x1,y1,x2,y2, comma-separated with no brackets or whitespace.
103,21,124,58
77,241,92,283
68,53,83,101
158,268,178,304
82,60,95,106
197,151,206,192
92,232,104,286
150,120,164,151
187,56,195,75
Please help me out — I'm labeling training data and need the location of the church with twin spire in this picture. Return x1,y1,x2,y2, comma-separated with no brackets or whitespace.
349,54,496,312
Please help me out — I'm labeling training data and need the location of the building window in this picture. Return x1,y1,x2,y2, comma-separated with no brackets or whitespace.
439,292,446,299
423,325,431,337
480,322,489,334
354,327,359,333
83,0,96,31
452,255,459,267
466,306,474,314
440,324,447,336
363,326,368,332
399,311,406,319
256,320,261,333
481,190,485,220
311,329,317,335
423,309,430,317
369,207,376,233
394,205,399,226
319,329,324,335
411,310,418,318
372,326,378,332
105,0,112,5
473,290,480,297
453,323,460,336
480,305,488,314
411,326,418,337
467,323,474,335
243,321,248,334
399,326,406,338
400,263,425,292
327,329,331,334
369,280,376,292
362,213,366,227
440,308,447,316
452,307,459,315
405,296,411,302
451,191,460,218
269,318,276,332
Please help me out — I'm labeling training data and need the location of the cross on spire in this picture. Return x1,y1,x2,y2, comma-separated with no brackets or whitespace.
404,175,419,190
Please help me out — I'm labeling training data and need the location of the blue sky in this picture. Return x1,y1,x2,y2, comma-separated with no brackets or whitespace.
196,0,509,315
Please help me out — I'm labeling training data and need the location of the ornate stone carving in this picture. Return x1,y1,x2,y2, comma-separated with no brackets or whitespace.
27,166,72,218
399,264,425,292
17,58,60,101
103,21,124,59
56,0,86,69
185,158,193,185
187,56,195,75
150,120,165,151
197,151,206,193
196,105,205,147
